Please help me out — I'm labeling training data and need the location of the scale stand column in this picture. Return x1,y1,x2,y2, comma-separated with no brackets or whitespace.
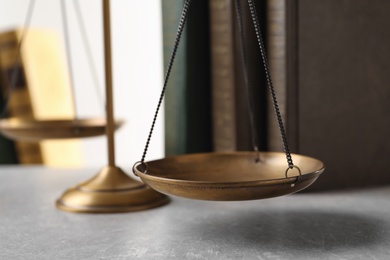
56,0,169,213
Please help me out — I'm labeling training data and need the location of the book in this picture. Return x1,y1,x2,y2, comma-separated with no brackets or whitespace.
266,0,288,152
162,0,188,156
184,0,213,153
162,0,212,155
0,30,44,164
209,0,266,152
162,0,265,155
0,28,83,167
233,0,267,151
266,0,390,190
209,0,237,152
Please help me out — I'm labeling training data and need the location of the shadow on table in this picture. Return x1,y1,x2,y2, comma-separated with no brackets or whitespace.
183,209,385,251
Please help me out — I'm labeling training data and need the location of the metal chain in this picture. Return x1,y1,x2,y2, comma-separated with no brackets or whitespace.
140,0,192,163
234,0,260,160
1,0,36,118
247,0,294,168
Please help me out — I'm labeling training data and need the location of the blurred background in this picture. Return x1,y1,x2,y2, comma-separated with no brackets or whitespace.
0,0,165,169
0,0,389,192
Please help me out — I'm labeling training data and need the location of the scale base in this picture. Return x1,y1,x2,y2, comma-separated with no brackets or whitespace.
56,166,169,213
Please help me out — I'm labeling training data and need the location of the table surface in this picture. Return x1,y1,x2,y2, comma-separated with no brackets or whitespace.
0,166,389,260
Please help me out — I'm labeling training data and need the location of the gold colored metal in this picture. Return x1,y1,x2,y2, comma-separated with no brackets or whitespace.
56,0,169,213
103,0,115,167
134,152,325,201
56,166,169,213
0,117,124,141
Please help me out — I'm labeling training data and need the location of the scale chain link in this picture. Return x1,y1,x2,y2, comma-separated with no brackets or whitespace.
247,0,294,168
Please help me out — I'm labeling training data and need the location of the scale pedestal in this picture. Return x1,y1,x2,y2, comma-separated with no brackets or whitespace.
0,0,169,213
56,166,169,213
54,0,169,213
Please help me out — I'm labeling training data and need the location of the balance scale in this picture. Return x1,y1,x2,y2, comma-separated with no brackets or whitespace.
0,0,324,213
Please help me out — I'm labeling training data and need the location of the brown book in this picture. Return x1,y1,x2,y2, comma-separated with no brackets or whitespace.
266,0,287,152
266,0,390,190
209,0,237,152
0,28,83,166
209,0,266,152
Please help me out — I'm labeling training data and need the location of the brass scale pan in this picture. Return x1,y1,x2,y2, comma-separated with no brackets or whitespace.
0,117,124,141
0,1,125,143
134,152,324,201
132,0,324,201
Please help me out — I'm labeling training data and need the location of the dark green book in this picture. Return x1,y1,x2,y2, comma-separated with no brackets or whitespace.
162,0,212,155
162,0,187,156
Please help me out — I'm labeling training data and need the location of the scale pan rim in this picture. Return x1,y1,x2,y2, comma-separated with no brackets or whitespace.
0,117,124,141
134,151,324,201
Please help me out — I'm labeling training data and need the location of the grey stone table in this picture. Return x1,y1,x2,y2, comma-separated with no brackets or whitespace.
1,166,390,260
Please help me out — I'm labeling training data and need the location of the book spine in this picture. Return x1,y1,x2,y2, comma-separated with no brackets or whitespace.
209,0,237,152
0,31,43,164
285,0,299,152
162,0,187,156
232,0,268,152
266,0,287,152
